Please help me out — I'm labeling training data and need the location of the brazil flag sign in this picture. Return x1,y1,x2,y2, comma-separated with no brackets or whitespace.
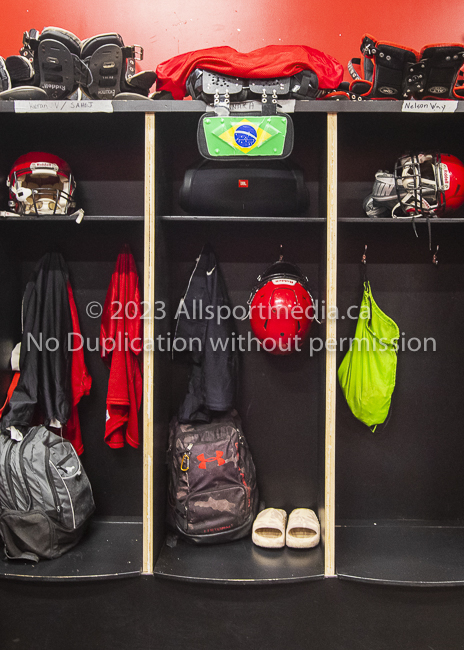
198,114,293,159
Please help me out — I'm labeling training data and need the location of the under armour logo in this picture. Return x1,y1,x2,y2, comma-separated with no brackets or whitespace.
197,451,226,469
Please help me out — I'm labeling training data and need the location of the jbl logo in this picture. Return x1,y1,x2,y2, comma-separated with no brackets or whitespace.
238,179,248,188
197,451,226,469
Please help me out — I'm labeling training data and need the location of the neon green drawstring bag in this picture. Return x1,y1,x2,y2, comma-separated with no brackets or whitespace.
338,282,400,431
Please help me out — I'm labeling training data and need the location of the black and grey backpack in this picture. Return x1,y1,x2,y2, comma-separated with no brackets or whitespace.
166,411,259,544
0,425,95,562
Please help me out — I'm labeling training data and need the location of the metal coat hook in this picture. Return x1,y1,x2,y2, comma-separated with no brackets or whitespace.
361,245,367,265
361,245,368,283
432,245,439,266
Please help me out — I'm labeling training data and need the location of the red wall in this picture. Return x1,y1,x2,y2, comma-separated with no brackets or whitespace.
1,0,464,82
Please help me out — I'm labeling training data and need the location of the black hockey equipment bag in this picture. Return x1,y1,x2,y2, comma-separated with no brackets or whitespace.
0,426,95,562
166,411,259,544
179,158,308,216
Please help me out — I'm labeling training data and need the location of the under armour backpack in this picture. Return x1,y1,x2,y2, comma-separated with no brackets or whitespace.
0,425,95,562
166,411,259,544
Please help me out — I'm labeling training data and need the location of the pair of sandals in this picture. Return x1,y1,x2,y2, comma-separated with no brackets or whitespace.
252,507,320,549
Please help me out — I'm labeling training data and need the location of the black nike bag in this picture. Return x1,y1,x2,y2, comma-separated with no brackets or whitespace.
179,159,308,217
166,411,259,544
0,426,95,561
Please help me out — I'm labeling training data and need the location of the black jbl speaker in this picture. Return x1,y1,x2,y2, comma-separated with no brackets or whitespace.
179,159,308,217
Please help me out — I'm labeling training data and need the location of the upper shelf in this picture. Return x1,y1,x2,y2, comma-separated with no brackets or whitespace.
1,99,464,114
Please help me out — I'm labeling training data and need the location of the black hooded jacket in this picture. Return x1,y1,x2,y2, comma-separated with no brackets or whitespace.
1,252,72,431
174,244,237,423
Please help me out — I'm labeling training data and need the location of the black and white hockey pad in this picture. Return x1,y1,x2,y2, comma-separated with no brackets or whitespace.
0,57,11,92
5,56,34,86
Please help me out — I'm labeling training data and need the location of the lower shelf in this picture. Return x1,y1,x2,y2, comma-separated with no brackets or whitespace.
161,215,325,222
0,517,142,581
0,215,143,220
154,536,324,584
336,520,464,586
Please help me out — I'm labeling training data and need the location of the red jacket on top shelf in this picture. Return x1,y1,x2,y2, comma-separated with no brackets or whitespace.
155,44,344,99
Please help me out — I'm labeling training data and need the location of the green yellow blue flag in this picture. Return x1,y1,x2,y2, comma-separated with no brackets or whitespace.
199,115,292,158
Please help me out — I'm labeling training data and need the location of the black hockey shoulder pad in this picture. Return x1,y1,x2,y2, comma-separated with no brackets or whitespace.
288,70,320,99
126,70,157,93
39,27,82,55
81,33,154,98
0,57,11,92
350,34,419,99
186,69,247,102
350,79,372,95
407,43,464,99
20,27,89,99
0,86,48,100
1,48,48,98
21,26,81,56
114,92,153,100
187,67,321,103
5,56,34,87
246,76,291,100
80,33,124,58
38,39,86,99
323,90,352,100
81,33,125,99
245,70,320,100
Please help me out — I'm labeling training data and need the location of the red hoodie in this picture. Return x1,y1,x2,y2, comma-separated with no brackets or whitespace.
100,245,143,449
62,283,92,455
0,282,91,455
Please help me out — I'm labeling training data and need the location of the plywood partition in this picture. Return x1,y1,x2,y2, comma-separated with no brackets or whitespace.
143,112,156,574
325,112,337,577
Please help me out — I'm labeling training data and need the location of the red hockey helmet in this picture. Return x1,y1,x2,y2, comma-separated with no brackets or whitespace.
249,259,314,355
7,152,76,216
394,152,464,217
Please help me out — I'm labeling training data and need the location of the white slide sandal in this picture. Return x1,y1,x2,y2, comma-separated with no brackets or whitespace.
286,508,320,549
252,508,287,549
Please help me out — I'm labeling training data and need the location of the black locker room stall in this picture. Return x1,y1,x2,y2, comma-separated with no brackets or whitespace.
2,101,464,649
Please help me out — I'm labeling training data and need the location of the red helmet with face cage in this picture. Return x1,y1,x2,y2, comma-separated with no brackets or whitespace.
7,152,76,216
394,152,464,217
249,259,314,355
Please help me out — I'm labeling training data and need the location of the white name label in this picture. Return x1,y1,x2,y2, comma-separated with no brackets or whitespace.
206,99,295,114
14,100,114,113
272,279,297,286
402,100,458,113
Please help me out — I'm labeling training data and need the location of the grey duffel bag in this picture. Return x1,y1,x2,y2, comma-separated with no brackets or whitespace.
0,425,95,562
